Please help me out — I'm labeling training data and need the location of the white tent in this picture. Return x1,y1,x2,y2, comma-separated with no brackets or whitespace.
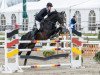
1,0,69,12
0,0,8,12
0,2,37,12
1,0,100,12
71,0,100,9
29,0,67,10
27,0,93,10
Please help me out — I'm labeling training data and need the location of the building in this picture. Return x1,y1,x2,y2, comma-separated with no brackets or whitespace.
71,0,100,33
0,0,100,33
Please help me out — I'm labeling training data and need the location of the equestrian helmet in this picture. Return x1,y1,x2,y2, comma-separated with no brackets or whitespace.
47,2,53,7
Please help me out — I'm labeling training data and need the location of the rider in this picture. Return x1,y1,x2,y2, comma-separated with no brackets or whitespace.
35,2,53,30
31,3,53,40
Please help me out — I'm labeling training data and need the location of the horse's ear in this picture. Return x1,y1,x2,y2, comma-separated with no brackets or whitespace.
34,12,38,16
61,11,65,14
54,10,57,12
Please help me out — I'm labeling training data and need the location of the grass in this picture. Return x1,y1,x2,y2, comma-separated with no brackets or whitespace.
82,33,99,41
84,38,100,41
83,33,98,36
0,33,99,41
0,32,5,35
0,38,4,40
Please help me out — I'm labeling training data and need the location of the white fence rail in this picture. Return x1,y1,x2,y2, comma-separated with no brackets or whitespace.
0,31,99,48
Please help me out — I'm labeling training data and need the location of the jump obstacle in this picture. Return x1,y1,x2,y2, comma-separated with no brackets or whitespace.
0,28,83,73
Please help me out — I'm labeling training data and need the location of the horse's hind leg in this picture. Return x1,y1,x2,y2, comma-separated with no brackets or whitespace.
24,51,31,65
18,43,29,56
18,44,23,56
18,51,22,55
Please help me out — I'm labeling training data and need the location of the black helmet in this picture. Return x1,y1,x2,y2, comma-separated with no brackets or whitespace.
47,2,53,7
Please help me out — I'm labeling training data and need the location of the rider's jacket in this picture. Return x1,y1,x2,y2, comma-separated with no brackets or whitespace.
35,8,50,22
70,18,76,29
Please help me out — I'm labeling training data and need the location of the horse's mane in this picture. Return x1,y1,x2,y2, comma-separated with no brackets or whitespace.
48,11,58,17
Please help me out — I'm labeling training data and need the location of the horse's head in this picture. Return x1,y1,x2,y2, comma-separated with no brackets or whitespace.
57,11,66,27
48,11,66,27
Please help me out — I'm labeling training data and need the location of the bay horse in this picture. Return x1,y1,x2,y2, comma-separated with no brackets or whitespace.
18,11,66,65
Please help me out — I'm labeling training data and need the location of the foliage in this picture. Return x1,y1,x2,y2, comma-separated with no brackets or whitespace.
43,51,55,57
98,31,100,40
94,51,100,63
75,55,83,63
83,33,97,36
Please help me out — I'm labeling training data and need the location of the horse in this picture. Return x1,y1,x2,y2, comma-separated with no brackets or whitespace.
18,11,67,65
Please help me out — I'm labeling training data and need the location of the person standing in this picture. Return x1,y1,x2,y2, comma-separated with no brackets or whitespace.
70,16,82,36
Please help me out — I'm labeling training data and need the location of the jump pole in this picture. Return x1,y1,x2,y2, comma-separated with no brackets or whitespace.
1,30,23,73
1,28,82,73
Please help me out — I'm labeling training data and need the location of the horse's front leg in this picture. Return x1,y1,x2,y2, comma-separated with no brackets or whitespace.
55,27,62,34
24,51,32,65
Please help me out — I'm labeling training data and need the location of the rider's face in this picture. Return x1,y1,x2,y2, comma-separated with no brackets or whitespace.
74,16,76,19
47,6,51,11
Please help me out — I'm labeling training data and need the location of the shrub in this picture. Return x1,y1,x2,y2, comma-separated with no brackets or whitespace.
75,55,83,63
98,31,100,40
94,51,100,63
43,51,55,57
